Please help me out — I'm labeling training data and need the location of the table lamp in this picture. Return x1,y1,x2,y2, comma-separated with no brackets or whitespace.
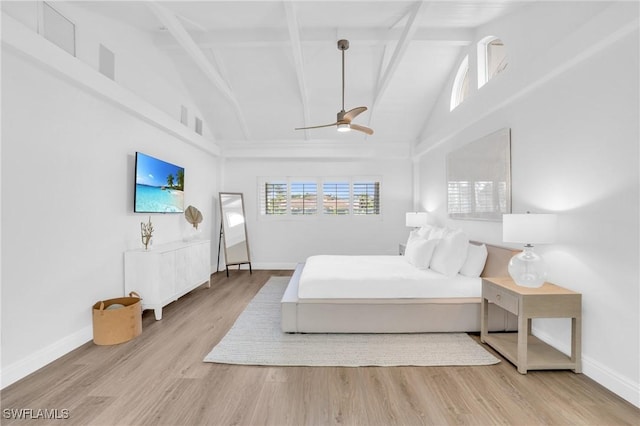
503,212,557,287
406,212,429,228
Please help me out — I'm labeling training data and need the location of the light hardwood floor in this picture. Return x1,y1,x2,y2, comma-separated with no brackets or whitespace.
2,270,638,425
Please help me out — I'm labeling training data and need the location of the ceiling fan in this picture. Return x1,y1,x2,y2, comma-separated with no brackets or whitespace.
295,39,374,136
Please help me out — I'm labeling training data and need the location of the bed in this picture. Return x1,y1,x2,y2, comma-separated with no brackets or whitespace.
281,241,519,333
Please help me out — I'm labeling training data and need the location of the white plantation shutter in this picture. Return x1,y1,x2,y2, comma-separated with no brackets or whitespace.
259,177,382,218
290,182,318,215
323,182,350,215
262,181,287,215
352,181,380,215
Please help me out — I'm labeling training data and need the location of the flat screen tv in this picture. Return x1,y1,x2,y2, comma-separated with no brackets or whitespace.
134,152,185,213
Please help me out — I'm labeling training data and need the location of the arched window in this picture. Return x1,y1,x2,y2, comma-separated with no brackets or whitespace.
450,55,469,111
478,36,508,88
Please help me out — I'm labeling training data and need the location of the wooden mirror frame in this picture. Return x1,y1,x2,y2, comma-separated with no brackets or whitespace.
218,192,252,277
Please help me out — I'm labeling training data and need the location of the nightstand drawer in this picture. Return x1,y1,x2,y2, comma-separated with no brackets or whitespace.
485,285,518,315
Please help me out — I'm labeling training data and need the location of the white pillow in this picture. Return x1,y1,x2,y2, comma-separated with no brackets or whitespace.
406,225,434,246
416,225,432,239
406,229,420,245
459,243,488,278
405,238,439,270
429,229,469,276
427,226,446,240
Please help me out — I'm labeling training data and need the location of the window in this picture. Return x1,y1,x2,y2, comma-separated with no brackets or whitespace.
263,182,287,215
478,36,508,88
259,178,381,218
450,55,469,111
290,182,317,215
353,182,380,215
323,182,350,215
487,39,507,78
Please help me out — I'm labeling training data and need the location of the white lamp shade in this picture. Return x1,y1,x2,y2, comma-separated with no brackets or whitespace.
503,213,557,244
406,212,429,227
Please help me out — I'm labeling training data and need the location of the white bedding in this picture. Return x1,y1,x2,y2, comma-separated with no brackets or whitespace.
298,255,481,300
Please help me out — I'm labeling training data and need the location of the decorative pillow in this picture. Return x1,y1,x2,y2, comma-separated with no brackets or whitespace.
429,229,469,276
405,238,439,270
427,226,446,240
459,243,488,278
416,225,433,239
406,229,418,242
406,225,434,247
406,229,422,246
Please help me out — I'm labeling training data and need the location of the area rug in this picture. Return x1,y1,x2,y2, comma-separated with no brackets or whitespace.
204,277,500,367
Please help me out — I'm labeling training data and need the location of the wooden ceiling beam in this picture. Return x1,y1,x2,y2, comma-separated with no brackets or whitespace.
371,2,428,113
153,27,473,50
284,1,310,140
147,2,251,140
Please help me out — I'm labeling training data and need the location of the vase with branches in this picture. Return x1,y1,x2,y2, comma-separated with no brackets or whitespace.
141,216,154,249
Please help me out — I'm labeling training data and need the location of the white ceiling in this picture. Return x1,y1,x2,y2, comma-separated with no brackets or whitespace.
76,1,529,146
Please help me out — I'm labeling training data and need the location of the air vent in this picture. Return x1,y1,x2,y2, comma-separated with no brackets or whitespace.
99,44,115,80
42,2,75,56
180,105,188,126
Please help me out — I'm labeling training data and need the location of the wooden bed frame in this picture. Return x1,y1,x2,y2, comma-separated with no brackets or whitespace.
281,242,519,333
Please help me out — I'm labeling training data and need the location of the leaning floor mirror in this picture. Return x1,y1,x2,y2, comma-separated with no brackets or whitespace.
218,192,252,276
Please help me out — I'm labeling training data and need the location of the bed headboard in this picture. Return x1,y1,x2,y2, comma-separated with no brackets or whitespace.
470,241,520,278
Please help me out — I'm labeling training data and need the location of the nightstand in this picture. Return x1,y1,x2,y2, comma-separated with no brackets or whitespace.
480,277,582,374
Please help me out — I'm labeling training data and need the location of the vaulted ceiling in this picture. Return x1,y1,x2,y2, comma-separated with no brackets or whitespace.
77,1,529,147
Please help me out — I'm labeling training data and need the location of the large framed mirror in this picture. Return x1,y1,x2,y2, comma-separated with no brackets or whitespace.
218,192,252,276
446,128,511,221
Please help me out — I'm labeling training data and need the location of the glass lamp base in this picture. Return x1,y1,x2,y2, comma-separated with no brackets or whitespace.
508,246,547,288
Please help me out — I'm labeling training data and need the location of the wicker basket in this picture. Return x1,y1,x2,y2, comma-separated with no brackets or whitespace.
92,292,142,345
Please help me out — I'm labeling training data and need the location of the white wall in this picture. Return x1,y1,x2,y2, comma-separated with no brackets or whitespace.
1,13,220,387
415,2,639,406
1,1,213,140
221,158,413,268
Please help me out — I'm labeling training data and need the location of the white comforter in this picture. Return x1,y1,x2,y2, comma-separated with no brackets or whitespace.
298,255,481,300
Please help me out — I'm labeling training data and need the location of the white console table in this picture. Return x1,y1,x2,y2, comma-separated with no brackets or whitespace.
124,240,211,320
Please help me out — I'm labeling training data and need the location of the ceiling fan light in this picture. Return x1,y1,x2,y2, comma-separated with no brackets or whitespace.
337,123,351,132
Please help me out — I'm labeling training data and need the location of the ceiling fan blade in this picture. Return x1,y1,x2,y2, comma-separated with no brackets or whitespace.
295,122,338,130
343,106,367,122
350,123,374,136
296,42,371,137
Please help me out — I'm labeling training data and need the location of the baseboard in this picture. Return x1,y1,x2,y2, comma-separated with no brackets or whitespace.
251,263,297,270
534,328,639,408
0,326,93,389
213,263,297,272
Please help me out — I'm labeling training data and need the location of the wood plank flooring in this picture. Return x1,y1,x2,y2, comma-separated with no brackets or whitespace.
2,270,638,425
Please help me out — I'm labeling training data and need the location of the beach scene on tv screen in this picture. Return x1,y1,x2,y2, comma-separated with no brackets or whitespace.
135,153,184,213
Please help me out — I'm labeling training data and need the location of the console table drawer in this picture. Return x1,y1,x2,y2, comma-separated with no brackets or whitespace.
485,284,518,314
